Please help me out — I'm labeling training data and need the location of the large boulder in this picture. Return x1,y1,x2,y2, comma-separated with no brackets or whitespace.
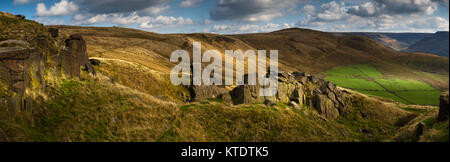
437,91,449,121
312,93,339,119
277,83,297,103
189,85,228,102
230,85,265,105
292,72,308,84
290,86,305,105
61,34,91,77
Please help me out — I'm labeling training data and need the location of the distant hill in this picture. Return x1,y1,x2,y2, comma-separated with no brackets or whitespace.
407,31,449,57
335,32,449,57
333,32,432,51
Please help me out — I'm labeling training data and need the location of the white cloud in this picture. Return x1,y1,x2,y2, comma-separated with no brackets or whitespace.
138,4,170,16
297,0,449,32
140,16,194,29
73,12,194,30
348,0,440,17
210,23,290,34
179,0,203,8
340,14,449,32
299,1,349,26
316,1,349,21
36,0,78,16
301,5,315,14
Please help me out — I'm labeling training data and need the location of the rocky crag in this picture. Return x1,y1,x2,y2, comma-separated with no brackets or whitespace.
0,12,94,115
438,91,449,121
189,71,353,120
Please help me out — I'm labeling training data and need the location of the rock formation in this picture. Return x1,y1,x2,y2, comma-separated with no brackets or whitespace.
437,91,449,121
0,14,94,114
188,85,229,102
188,70,352,119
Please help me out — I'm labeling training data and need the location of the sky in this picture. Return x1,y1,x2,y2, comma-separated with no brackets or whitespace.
1,0,449,34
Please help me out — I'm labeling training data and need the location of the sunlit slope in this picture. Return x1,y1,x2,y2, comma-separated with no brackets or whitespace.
52,26,448,99
324,64,446,105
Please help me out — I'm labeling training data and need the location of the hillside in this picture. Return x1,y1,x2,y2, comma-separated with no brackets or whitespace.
0,12,448,142
334,32,433,51
407,31,449,57
336,32,449,57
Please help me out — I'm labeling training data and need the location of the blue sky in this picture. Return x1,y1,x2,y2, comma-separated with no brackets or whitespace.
1,0,449,34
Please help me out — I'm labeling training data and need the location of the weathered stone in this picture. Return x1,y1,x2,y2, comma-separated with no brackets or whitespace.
15,14,25,19
416,122,426,140
289,86,304,105
277,83,296,103
313,88,322,94
289,101,301,110
230,85,265,105
0,40,30,48
83,62,96,75
189,85,228,102
89,59,101,66
326,81,336,92
218,93,233,104
293,72,308,77
437,91,449,121
308,75,320,84
0,47,30,60
312,94,339,119
61,34,90,77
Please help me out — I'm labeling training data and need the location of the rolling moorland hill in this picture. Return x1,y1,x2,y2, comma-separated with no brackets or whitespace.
334,32,433,51
336,32,449,57
0,12,448,142
407,31,450,57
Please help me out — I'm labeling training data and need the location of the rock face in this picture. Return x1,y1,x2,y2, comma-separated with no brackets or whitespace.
187,70,352,119
188,85,229,102
437,91,449,121
60,34,90,77
0,16,93,114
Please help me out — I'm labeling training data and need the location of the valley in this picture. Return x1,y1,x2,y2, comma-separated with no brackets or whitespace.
0,12,449,142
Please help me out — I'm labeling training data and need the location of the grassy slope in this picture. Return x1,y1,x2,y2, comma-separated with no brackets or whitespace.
0,71,418,142
324,64,446,105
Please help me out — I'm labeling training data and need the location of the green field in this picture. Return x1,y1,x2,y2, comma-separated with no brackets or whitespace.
358,91,406,103
375,79,435,91
325,64,441,105
397,91,441,105
325,77,384,90
326,64,383,78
